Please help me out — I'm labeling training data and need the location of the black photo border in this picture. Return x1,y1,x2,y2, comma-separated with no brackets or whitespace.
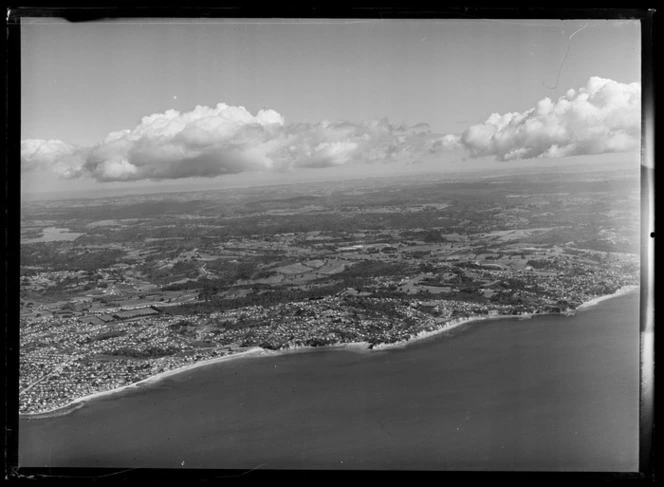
3,5,656,485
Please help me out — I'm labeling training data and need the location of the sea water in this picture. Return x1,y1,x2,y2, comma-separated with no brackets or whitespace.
19,290,640,471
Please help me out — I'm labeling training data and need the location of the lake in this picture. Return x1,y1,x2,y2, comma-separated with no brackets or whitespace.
21,226,84,244
19,290,640,471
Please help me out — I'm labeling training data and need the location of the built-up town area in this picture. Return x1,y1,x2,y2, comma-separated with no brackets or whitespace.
19,169,640,413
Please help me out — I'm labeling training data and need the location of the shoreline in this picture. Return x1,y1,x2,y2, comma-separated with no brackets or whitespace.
20,285,639,419
20,347,267,420
372,313,530,351
575,285,638,311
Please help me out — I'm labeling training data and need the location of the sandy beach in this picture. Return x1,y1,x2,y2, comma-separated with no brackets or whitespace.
20,285,639,419
21,347,266,419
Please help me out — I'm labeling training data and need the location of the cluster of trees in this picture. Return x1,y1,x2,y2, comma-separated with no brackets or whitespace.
526,259,549,269
345,297,404,319
164,278,212,292
334,260,409,280
110,345,180,358
401,229,448,243
84,329,126,343
21,245,126,272
164,282,351,315
165,260,269,294
170,261,200,277
168,320,198,338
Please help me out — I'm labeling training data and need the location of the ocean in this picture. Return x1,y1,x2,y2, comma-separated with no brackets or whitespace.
19,289,640,471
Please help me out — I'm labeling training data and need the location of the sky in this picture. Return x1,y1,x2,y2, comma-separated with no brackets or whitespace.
20,17,642,196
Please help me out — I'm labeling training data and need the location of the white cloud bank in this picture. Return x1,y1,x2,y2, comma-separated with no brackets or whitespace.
21,77,640,183
442,77,641,161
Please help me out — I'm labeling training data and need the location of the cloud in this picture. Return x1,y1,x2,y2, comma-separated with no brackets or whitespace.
20,139,87,179
272,118,439,170
21,77,641,183
447,77,641,161
22,104,440,182
83,103,287,181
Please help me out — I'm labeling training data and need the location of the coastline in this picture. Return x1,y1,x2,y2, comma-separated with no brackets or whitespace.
372,313,527,351
19,285,639,419
20,347,267,420
575,285,639,311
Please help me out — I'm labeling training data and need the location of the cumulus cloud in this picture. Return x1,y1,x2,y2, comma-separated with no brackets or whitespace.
22,103,442,182
20,139,88,179
447,77,641,161
83,103,287,181
22,104,440,182
20,77,641,182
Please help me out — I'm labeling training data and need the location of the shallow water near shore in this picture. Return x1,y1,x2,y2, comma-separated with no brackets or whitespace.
19,289,640,471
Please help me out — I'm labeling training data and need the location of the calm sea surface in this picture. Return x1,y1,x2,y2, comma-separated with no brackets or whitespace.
19,290,640,471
